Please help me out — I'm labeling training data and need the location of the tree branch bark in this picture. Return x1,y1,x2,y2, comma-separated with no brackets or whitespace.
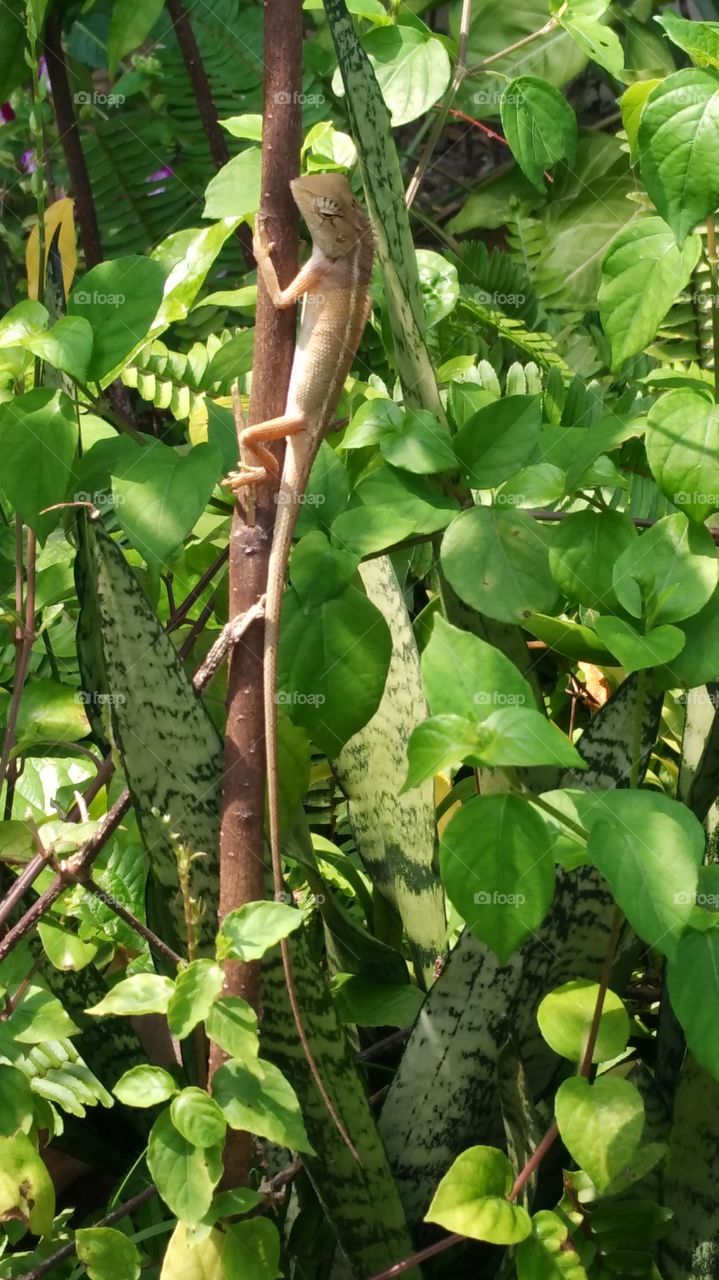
208,0,303,1189
42,13,103,268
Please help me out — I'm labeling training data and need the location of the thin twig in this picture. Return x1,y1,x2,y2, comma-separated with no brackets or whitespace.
0,529,36,795
42,12,103,267
164,0,252,263
167,546,229,633
73,873,183,968
405,0,472,207
465,13,560,75
18,1185,157,1280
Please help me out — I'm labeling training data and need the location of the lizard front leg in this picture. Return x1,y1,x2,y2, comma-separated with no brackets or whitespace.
223,231,322,494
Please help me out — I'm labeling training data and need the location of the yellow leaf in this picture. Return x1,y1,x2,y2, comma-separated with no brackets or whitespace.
26,197,77,302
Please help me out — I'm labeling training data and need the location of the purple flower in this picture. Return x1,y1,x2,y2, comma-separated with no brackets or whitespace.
145,165,175,198
1,103,15,123
20,149,36,173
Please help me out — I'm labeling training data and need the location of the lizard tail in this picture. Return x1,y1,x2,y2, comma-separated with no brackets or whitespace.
264,472,361,1163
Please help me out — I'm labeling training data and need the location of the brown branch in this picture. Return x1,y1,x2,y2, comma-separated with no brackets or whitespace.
72,873,183,968
0,790,132,965
208,0,303,1190
18,1185,156,1280
163,0,252,263
0,528,37,798
167,545,229,633
42,13,103,268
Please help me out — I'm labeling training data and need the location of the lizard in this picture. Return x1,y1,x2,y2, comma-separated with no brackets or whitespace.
224,172,374,1154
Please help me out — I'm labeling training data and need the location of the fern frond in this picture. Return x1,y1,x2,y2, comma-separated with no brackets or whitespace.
459,295,572,380
504,206,552,291
78,0,263,261
648,248,713,369
119,330,239,419
458,242,538,326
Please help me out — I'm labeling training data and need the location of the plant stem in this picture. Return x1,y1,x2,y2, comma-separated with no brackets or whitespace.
164,0,252,264
579,905,624,1076
526,793,588,843
19,1185,157,1280
466,14,559,74
76,874,183,968
42,12,103,267
405,0,472,207
0,528,36,799
704,215,719,401
26,1,47,308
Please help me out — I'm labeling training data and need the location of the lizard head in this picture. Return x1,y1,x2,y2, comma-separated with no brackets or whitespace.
291,172,372,263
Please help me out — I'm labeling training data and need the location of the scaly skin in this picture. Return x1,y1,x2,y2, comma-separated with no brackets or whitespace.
225,173,374,1153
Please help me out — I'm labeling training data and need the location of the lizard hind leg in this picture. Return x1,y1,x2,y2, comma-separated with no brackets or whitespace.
222,411,307,495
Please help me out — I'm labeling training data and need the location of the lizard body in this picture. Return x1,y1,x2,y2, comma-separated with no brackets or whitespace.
225,174,373,1151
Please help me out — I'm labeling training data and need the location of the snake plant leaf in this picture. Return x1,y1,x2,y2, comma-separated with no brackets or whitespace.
323,0,444,419
677,682,719,824
87,518,222,955
261,920,420,1279
659,1056,719,1279
497,1044,543,1214
333,558,445,988
379,675,662,1227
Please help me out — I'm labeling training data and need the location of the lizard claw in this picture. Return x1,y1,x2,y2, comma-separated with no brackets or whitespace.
253,232,275,262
